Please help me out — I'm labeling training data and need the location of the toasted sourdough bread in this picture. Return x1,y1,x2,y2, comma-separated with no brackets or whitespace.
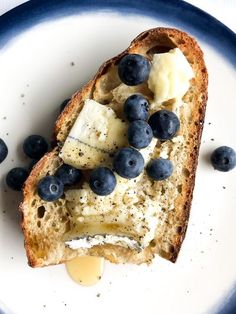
20,28,208,267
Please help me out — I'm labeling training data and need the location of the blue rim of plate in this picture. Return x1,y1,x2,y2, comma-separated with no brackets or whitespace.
0,0,235,67
0,1,235,313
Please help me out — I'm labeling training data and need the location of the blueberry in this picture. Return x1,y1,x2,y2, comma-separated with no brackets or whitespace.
0,138,8,163
60,99,70,113
146,158,173,181
148,110,180,141
124,94,149,122
37,175,64,201
89,167,116,196
128,120,153,149
113,147,144,179
118,54,151,86
6,167,28,191
23,135,48,159
55,164,82,185
211,146,236,172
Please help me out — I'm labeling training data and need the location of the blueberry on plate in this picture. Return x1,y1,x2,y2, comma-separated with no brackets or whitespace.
113,147,144,179
60,98,70,113
89,167,116,196
118,54,151,86
37,175,64,201
23,135,48,159
0,138,8,163
148,110,180,141
55,164,82,185
146,158,173,181
124,94,149,122
128,120,153,149
6,167,29,191
211,146,236,172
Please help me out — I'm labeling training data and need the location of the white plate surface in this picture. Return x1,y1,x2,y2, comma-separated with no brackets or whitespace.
0,11,236,314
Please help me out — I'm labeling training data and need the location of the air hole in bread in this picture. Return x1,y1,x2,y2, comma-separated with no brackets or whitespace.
177,39,185,45
161,186,166,195
147,45,172,56
37,220,41,228
61,216,68,223
177,184,182,193
103,99,111,105
150,240,156,247
183,168,190,177
176,226,183,234
37,206,46,218
168,244,175,253
31,199,36,207
65,221,71,233
66,121,72,128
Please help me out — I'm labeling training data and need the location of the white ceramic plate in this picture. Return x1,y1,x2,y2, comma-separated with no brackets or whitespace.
0,1,235,314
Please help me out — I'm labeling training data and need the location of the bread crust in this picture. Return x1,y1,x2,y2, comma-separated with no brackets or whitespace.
20,27,208,267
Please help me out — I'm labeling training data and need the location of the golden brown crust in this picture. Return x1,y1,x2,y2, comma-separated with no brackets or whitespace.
20,27,208,267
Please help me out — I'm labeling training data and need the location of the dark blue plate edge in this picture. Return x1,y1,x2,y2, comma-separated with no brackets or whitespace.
0,0,235,67
0,1,236,313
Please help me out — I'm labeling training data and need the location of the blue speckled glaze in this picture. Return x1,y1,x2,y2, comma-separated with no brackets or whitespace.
0,1,235,313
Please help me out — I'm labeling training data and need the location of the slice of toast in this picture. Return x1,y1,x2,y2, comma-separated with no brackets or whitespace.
20,27,208,267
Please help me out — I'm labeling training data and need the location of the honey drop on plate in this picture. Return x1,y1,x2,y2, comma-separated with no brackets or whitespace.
66,256,104,286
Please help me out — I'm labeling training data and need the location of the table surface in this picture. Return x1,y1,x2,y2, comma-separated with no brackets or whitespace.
0,0,236,32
